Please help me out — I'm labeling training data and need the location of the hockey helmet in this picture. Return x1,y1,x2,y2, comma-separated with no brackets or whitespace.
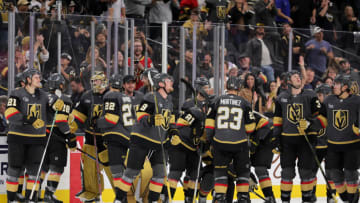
194,77,210,91
109,74,123,90
48,73,65,91
91,71,108,93
23,68,41,84
226,76,240,90
153,73,173,89
315,83,332,95
15,72,25,87
141,68,159,80
334,74,351,91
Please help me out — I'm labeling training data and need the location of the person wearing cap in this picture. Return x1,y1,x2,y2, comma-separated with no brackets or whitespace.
280,23,305,71
246,23,276,82
122,75,144,114
305,26,334,78
183,8,211,40
15,0,30,36
199,53,214,79
338,58,360,95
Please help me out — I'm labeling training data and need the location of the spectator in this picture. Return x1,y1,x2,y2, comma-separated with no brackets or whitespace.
128,38,153,90
60,53,76,93
228,0,254,52
111,51,125,75
179,0,199,21
198,53,214,79
70,25,90,71
108,0,126,20
33,31,49,70
80,46,107,89
15,47,27,74
341,5,359,63
322,65,338,80
314,0,337,44
0,95,7,135
204,0,229,23
70,76,85,105
246,24,275,82
183,9,211,40
238,52,252,77
15,0,30,37
323,76,333,87
305,26,334,77
228,66,239,77
254,0,278,27
149,0,177,40
275,0,293,25
238,72,264,112
303,67,316,89
280,23,305,71
124,0,151,25
95,27,107,60
290,0,316,32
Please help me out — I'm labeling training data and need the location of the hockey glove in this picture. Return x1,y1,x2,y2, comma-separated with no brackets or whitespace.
169,129,181,146
270,133,281,154
249,138,258,155
52,99,64,111
298,119,310,135
24,115,44,129
66,133,77,151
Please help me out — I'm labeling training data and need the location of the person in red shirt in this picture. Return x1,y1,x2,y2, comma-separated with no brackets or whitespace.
128,38,153,90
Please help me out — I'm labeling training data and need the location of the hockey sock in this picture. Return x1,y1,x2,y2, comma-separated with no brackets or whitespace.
301,178,315,202
280,179,293,202
6,178,19,201
258,177,274,197
17,175,24,195
25,177,40,201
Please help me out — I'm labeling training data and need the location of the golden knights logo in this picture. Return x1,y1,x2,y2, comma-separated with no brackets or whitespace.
350,81,359,95
161,109,171,131
333,110,348,131
92,104,103,118
287,103,303,124
27,104,41,119
216,6,226,20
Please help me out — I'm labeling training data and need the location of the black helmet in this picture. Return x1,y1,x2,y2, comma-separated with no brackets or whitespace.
48,73,65,91
334,74,351,90
287,70,301,82
109,74,123,90
194,77,210,91
23,68,41,84
153,73,173,89
15,72,25,87
315,83,332,95
141,68,159,80
226,76,240,90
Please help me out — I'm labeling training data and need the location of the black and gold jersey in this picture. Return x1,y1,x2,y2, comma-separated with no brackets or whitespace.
97,91,134,146
46,93,72,137
5,87,49,144
323,94,360,150
131,91,175,146
205,93,256,150
273,89,327,140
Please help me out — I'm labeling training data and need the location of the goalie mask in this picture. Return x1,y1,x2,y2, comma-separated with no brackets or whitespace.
91,71,108,93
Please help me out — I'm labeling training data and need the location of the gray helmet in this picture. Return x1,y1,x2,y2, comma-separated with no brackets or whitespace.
48,73,65,90
226,76,240,90
141,68,159,80
153,73,173,89
315,83,332,95
23,68,41,84
15,72,25,87
109,74,123,90
194,77,210,91
334,74,351,91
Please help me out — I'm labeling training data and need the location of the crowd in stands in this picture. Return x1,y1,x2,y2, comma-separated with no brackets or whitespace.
0,0,360,114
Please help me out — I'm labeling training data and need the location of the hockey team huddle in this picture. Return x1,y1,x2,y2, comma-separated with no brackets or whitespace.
4,66,360,203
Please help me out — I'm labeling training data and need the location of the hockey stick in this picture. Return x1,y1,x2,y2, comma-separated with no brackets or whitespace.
192,143,203,203
90,92,103,203
249,187,266,201
30,110,58,200
148,71,173,203
180,78,198,105
51,134,106,165
289,102,337,203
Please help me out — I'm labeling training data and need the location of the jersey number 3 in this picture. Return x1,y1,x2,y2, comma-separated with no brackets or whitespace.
217,107,243,130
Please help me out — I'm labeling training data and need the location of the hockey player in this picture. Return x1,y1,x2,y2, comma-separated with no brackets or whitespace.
323,75,360,203
5,68,64,202
138,68,159,95
43,73,76,203
311,83,335,203
70,71,114,201
272,70,327,203
115,73,175,203
122,75,144,113
96,74,135,202
205,76,256,203
250,113,276,203
168,106,206,202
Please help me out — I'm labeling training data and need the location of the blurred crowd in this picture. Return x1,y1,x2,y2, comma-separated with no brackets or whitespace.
0,0,360,116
